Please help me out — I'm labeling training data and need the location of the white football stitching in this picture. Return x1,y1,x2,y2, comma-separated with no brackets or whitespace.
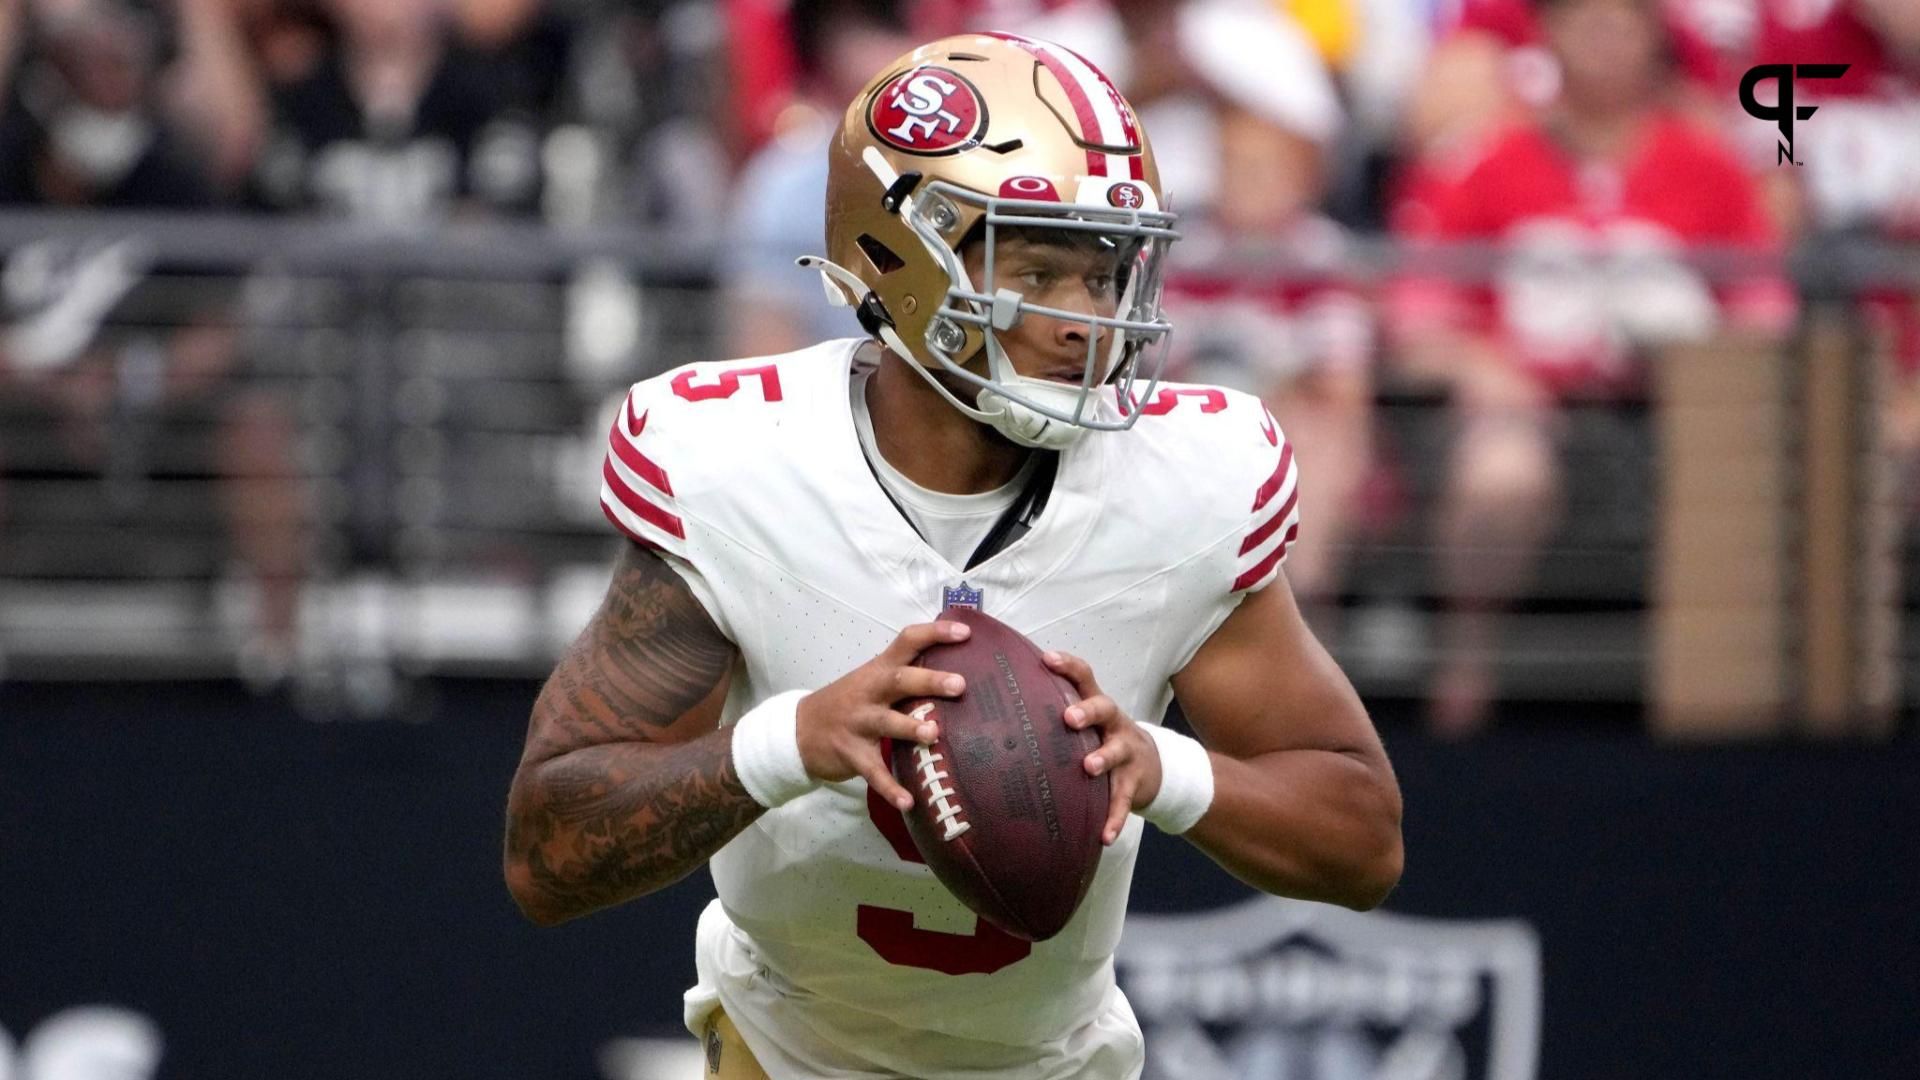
907,704,970,841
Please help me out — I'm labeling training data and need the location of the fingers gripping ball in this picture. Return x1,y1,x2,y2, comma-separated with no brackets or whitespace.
890,606,1108,942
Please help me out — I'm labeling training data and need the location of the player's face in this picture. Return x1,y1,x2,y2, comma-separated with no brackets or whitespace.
1546,0,1664,109
961,229,1124,384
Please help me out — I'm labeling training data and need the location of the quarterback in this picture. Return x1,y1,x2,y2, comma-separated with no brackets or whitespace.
504,32,1402,1080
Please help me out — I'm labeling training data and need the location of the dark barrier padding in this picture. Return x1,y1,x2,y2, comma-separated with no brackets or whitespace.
2,680,1915,1079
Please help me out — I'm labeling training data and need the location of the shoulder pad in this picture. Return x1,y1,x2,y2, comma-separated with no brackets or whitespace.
1114,381,1300,592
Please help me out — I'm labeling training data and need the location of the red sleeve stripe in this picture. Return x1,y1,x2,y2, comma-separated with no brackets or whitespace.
609,421,674,497
600,501,663,551
1238,485,1300,556
1251,441,1295,512
1232,524,1298,592
602,459,686,540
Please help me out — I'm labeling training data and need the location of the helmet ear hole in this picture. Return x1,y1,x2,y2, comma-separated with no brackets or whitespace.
856,234,905,275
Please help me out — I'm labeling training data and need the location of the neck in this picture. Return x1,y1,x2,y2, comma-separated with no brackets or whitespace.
863,342,1031,494
1552,99,1653,160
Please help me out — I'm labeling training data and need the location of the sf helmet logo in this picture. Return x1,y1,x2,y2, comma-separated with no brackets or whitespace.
869,66,987,155
1739,64,1849,165
1107,182,1145,209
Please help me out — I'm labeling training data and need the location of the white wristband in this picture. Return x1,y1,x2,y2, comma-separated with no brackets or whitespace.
730,690,817,809
1140,723,1215,835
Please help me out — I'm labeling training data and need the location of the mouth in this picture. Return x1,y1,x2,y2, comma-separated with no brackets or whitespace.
1040,370,1085,385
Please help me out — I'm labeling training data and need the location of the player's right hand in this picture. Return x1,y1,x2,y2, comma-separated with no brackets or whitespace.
796,620,971,811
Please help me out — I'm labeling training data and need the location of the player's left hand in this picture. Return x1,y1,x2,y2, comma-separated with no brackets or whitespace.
1043,650,1161,846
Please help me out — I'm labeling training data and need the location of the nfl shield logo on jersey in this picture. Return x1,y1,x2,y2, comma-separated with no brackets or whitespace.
942,581,984,610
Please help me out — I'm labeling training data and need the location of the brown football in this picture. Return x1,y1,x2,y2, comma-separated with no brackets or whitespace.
889,605,1108,942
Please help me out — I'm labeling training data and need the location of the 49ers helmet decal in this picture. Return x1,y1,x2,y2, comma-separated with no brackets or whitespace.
867,67,990,156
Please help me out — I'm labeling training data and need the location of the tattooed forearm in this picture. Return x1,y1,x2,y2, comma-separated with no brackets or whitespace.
508,728,761,922
505,542,751,924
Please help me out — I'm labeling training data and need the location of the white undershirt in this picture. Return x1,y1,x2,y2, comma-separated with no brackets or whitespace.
850,367,1034,569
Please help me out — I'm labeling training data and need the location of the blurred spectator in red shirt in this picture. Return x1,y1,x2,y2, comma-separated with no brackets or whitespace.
1390,0,1792,736
1401,0,1754,209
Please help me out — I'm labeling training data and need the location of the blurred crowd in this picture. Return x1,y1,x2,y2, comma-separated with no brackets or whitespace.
1,0,1917,731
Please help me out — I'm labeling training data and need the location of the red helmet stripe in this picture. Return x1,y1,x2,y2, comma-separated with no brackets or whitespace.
982,32,1139,179
1056,43,1145,180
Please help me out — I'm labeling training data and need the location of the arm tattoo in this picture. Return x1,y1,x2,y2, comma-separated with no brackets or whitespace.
506,542,756,921
528,543,735,757
513,731,755,915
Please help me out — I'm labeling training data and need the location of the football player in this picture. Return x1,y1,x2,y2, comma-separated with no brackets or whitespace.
504,33,1401,1079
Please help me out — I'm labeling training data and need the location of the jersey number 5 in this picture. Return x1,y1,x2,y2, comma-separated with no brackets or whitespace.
671,364,784,402
1123,386,1228,416
857,784,1032,975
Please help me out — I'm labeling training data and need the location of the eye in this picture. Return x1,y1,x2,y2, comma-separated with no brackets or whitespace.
1017,268,1052,289
1087,273,1117,296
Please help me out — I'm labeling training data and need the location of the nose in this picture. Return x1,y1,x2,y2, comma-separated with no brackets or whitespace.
1051,313,1089,350
1045,282,1106,351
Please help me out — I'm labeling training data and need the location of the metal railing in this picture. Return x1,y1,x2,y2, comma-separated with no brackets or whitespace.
0,210,1910,730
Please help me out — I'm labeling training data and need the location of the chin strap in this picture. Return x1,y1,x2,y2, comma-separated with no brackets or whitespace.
969,314,1104,450
979,382,1094,449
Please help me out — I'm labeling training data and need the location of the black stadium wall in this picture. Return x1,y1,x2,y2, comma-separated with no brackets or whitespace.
2,679,1915,1080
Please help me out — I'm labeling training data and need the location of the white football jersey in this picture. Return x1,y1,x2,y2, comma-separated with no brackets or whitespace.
597,339,1301,1079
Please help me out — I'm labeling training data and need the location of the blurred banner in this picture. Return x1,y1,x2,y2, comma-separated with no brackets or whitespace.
2,681,1916,1080
1118,898,1540,1080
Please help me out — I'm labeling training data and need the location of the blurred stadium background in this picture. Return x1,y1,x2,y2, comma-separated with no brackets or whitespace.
1,0,1916,1077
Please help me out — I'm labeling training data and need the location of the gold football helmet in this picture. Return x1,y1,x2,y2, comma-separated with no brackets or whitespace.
803,33,1179,449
